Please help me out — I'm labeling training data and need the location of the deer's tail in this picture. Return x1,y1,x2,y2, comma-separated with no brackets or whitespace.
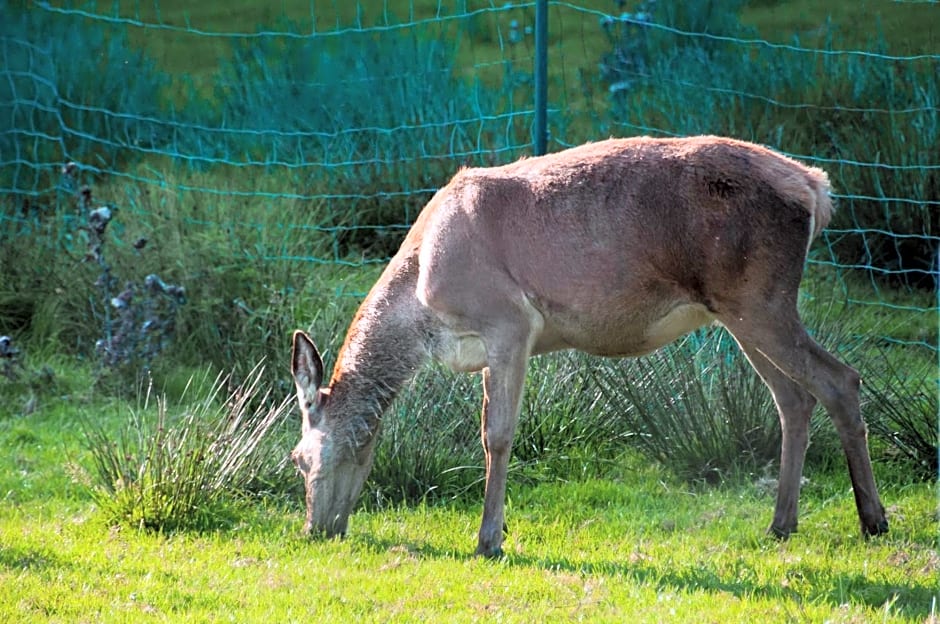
807,168,834,241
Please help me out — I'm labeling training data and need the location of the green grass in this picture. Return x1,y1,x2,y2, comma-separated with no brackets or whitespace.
741,0,940,54
1,360,937,622
1,462,936,621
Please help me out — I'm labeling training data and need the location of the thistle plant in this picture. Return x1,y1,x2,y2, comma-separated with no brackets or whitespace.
60,163,186,373
0,335,21,381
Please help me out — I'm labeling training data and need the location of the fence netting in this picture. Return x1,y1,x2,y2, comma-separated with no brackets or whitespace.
1,0,936,353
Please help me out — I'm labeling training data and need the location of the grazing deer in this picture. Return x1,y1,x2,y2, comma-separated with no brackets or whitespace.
290,135,888,557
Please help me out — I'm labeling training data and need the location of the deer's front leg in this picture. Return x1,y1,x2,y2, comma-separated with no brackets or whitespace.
476,349,529,558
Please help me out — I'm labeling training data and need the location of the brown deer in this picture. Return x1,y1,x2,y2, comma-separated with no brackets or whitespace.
290,135,888,557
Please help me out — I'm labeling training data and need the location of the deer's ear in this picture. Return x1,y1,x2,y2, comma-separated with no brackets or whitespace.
291,330,324,395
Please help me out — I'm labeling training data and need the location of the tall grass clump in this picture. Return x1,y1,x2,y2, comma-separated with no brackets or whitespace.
514,352,631,478
860,345,938,481
364,351,637,507
593,329,781,483
589,293,937,484
366,365,482,506
82,366,295,531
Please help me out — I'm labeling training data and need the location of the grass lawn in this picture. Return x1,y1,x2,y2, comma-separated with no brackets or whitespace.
0,369,937,622
0,485,937,622
1,467,936,622
1,474,937,621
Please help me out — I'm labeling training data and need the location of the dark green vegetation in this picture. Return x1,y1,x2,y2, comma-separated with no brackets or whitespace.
0,1,937,620
2,0,937,301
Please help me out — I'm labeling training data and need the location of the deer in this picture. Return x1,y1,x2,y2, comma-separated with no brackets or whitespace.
290,135,888,558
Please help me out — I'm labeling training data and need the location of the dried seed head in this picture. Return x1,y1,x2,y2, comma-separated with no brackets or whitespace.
144,274,167,294
0,336,18,359
88,206,113,235
79,185,92,208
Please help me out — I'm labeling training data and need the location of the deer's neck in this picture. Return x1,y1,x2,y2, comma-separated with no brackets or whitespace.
327,259,431,432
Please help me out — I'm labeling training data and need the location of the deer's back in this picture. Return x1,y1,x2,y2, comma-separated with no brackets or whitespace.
411,136,826,357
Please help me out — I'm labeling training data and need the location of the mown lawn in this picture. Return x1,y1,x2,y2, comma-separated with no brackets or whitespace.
0,386,937,623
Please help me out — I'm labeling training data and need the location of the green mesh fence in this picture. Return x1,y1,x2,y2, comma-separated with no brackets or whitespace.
1,0,937,354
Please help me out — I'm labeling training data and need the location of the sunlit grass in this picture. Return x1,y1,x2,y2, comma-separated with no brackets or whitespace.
0,348,936,622
0,452,935,622
81,366,295,531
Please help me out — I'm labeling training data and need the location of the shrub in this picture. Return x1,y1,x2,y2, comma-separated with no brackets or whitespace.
1,162,192,385
82,366,295,531
56,165,188,375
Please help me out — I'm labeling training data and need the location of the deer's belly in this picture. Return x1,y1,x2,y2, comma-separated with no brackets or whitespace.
639,303,715,351
540,302,714,358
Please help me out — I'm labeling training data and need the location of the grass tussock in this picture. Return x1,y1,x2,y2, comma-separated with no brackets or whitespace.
81,365,295,531
593,329,780,483
861,345,938,481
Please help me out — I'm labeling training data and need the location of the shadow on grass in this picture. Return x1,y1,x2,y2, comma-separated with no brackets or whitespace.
0,543,67,573
352,533,935,620
553,558,935,619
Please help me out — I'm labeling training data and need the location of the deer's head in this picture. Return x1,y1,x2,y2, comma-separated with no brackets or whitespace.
290,330,376,538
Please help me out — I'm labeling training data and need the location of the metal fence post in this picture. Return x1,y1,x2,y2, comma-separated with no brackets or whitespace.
534,0,548,155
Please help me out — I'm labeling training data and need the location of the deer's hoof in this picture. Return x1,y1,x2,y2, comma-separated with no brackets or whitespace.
474,544,504,559
862,518,889,538
768,524,795,540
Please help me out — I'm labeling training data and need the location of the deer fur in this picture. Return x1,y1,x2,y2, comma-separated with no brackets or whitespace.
290,135,888,557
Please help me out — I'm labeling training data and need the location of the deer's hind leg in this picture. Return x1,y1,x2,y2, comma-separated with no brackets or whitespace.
733,345,816,537
721,310,888,538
